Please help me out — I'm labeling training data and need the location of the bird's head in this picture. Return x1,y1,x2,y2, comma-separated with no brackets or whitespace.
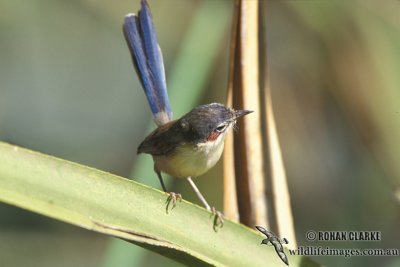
176,103,252,144
260,239,270,245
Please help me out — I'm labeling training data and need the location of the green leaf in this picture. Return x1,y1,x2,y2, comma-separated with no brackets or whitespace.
0,142,318,267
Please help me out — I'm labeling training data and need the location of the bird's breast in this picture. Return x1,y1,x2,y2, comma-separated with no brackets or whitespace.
153,136,225,178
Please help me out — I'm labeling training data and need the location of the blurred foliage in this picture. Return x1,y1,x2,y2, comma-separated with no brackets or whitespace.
0,0,399,267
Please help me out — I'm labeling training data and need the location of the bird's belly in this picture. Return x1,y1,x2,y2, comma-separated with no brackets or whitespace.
153,141,224,178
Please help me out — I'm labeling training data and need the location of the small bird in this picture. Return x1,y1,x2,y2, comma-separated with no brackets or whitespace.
256,226,289,266
123,0,252,228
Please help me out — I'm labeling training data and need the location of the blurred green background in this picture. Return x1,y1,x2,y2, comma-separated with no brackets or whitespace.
0,0,399,266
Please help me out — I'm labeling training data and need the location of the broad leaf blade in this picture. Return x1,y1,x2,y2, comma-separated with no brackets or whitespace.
0,142,316,267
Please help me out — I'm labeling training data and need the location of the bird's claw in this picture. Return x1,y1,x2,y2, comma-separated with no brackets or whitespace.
210,207,224,231
165,192,182,213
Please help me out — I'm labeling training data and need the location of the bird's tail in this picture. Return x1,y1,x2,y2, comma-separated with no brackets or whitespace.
123,0,172,126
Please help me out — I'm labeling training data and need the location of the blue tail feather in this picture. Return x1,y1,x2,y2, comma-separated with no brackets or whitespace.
123,0,172,125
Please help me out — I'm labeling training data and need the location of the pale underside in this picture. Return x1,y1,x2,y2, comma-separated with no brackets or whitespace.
153,128,230,178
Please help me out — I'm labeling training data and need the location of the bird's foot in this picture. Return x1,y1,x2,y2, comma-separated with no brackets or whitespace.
165,192,182,213
210,207,224,231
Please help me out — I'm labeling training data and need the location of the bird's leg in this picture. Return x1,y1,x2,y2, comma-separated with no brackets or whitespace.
186,177,224,230
186,177,210,210
155,168,181,212
211,207,224,231
155,168,167,192
166,191,182,212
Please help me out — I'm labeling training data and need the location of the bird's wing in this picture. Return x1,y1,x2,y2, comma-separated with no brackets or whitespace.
272,242,289,266
255,226,274,239
257,226,289,265
137,121,183,155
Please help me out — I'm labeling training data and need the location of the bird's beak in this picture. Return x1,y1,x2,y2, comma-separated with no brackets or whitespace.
234,109,253,119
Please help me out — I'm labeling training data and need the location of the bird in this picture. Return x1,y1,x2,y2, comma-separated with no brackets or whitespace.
256,226,289,266
122,0,252,229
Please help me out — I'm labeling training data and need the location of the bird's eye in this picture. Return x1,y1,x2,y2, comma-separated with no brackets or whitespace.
215,124,227,133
